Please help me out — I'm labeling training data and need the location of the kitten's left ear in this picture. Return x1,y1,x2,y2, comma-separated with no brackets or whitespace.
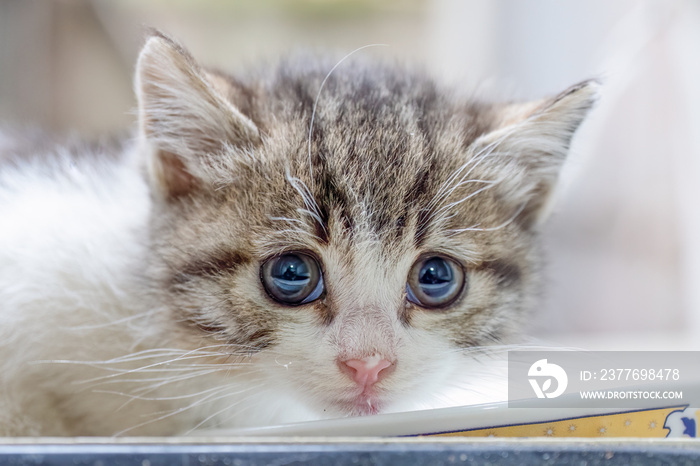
135,31,260,198
471,80,599,228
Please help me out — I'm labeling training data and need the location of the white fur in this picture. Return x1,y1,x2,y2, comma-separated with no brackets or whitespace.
0,142,159,434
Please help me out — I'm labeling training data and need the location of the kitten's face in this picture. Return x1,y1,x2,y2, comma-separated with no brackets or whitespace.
137,34,596,417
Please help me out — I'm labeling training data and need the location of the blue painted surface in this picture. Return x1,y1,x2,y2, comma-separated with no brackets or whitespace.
0,442,699,466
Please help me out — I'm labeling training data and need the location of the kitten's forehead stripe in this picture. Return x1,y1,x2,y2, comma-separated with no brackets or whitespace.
271,62,461,246
314,163,355,245
412,162,439,248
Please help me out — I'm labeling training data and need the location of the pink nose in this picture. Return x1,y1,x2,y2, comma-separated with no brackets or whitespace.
341,355,393,388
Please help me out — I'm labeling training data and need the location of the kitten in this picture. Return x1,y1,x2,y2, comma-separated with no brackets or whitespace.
0,31,596,436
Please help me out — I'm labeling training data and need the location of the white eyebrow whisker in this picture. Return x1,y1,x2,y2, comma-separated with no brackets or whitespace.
422,120,534,239
448,201,527,235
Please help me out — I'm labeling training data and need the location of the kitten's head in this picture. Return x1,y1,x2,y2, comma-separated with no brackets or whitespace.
136,33,596,418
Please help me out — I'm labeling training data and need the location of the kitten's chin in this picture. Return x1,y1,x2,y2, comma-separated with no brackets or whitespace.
328,387,389,416
344,394,384,416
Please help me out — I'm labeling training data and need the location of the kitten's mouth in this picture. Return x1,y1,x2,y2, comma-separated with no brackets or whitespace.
344,398,381,416
343,391,384,416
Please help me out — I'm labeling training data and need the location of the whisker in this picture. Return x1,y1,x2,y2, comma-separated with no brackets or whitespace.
432,181,498,216
59,310,156,331
94,381,239,403
424,124,526,233
115,382,265,437
81,365,247,388
448,201,527,234
284,168,326,238
182,379,277,434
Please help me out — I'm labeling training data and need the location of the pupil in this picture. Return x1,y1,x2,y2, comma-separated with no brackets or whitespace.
276,256,309,281
282,264,297,280
420,259,452,284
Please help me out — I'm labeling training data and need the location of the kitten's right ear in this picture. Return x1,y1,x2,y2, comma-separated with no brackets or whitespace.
469,81,599,229
135,32,260,198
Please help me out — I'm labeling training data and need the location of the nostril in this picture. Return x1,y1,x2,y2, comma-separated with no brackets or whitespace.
340,355,393,388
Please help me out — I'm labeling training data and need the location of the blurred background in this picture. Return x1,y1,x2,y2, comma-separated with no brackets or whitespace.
1,0,698,349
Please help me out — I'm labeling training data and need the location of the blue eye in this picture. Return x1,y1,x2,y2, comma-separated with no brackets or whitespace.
406,256,465,308
261,253,324,305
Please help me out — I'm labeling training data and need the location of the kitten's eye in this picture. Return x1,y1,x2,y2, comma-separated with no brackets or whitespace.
261,253,324,305
406,256,465,308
